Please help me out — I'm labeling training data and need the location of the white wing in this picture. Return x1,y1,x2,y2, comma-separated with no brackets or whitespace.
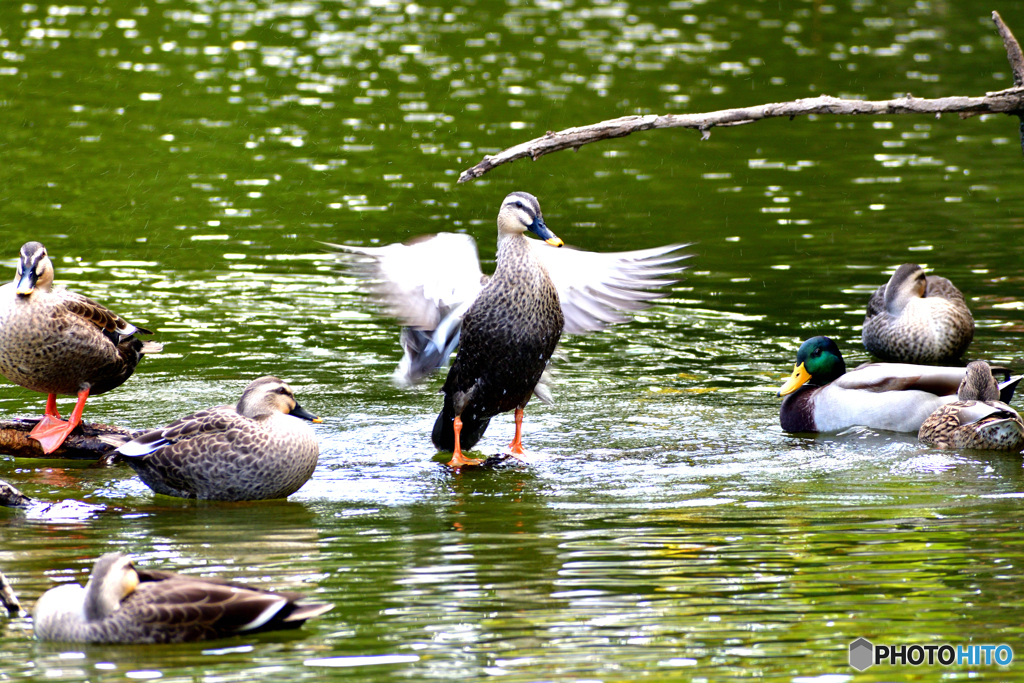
325,234,487,386
528,241,691,334
325,233,486,330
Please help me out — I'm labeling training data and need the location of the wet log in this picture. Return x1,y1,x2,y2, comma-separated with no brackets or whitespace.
458,11,1024,183
0,418,139,460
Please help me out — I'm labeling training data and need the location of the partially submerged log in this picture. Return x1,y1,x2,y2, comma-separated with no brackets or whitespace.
0,418,139,460
458,11,1024,183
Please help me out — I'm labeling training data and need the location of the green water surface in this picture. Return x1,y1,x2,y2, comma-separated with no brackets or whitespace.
2,0,1024,681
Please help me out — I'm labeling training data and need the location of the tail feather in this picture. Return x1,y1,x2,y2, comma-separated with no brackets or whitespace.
431,395,490,452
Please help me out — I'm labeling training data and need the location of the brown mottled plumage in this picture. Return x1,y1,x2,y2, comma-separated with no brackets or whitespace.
114,377,321,501
0,242,160,453
862,263,974,364
33,553,331,643
919,361,1024,451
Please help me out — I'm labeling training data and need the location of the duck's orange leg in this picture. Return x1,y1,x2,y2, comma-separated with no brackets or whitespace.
508,408,526,456
447,416,483,469
29,387,90,454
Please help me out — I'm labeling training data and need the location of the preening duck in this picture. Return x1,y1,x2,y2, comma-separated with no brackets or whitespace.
0,242,160,454
861,263,974,364
112,376,322,501
330,191,689,468
33,552,331,643
777,336,1017,433
918,360,1024,451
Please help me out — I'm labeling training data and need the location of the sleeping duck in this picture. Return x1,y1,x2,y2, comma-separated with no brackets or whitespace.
862,263,974,364
777,336,1017,433
330,191,689,468
918,360,1024,451
33,552,331,643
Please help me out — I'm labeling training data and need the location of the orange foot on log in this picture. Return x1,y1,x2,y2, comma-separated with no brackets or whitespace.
447,416,483,469
29,388,90,454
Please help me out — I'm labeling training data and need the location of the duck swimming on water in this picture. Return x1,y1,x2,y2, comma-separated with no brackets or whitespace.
331,191,689,468
0,242,160,454
777,336,1018,434
33,552,331,643
111,376,322,501
861,263,974,364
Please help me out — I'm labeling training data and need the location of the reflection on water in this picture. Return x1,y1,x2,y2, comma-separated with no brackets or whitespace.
1,0,1024,681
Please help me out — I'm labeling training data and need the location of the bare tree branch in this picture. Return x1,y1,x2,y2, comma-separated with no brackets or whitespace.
458,12,1024,184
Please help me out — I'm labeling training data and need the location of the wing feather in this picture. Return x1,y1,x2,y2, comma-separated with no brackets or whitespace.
528,241,691,334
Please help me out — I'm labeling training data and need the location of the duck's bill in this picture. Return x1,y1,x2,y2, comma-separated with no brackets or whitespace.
777,363,812,397
291,403,323,423
15,268,36,295
529,216,564,247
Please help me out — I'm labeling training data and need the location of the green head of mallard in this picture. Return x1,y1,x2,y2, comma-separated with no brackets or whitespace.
14,241,54,296
777,336,847,396
498,191,564,247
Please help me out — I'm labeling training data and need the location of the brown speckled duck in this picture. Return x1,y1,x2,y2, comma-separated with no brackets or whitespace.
0,242,160,454
330,191,689,469
112,376,321,501
862,263,974,364
919,360,1024,451
33,552,331,643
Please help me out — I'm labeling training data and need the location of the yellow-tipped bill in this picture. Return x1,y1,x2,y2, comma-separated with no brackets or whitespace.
544,236,564,247
777,362,812,397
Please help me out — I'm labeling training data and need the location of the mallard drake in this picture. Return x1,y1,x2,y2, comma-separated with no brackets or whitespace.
862,263,974,363
919,360,1024,451
777,336,1017,433
0,242,160,454
33,552,331,643
330,191,689,468
112,376,322,501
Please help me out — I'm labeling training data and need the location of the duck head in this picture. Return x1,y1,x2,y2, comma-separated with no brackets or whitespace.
497,192,563,247
14,242,54,296
83,553,139,622
777,336,847,396
959,360,1000,402
236,376,323,423
883,263,927,314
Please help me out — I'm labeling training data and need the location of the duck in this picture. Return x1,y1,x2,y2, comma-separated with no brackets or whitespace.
919,360,1024,451
109,376,322,501
0,242,161,454
861,263,974,364
329,191,689,468
33,552,331,643
777,336,1018,433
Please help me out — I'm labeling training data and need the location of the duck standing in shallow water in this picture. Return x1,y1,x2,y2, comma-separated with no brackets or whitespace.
331,191,689,468
33,552,331,643
777,336,1017,433
0,242,160,454
862,263,974,364
919,360,1024,451
112,376,321,501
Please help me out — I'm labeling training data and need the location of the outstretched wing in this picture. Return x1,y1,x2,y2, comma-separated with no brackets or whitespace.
529,241,691,334
325,234,487,385
324,233,486,330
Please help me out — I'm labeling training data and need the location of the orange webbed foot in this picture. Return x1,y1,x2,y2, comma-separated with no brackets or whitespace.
29,388,89,454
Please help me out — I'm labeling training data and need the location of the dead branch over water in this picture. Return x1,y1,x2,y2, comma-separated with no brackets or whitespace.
458,11,1024,184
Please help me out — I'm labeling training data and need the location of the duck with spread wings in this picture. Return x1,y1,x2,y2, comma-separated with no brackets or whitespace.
330,191,689,468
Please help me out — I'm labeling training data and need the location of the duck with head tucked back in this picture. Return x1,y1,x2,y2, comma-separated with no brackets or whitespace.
329,191,689,469
33,552,332,643
777,336,1018,434
918,360,1024,451
0,242,160,454
110,376,322,501
862,263,974,364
